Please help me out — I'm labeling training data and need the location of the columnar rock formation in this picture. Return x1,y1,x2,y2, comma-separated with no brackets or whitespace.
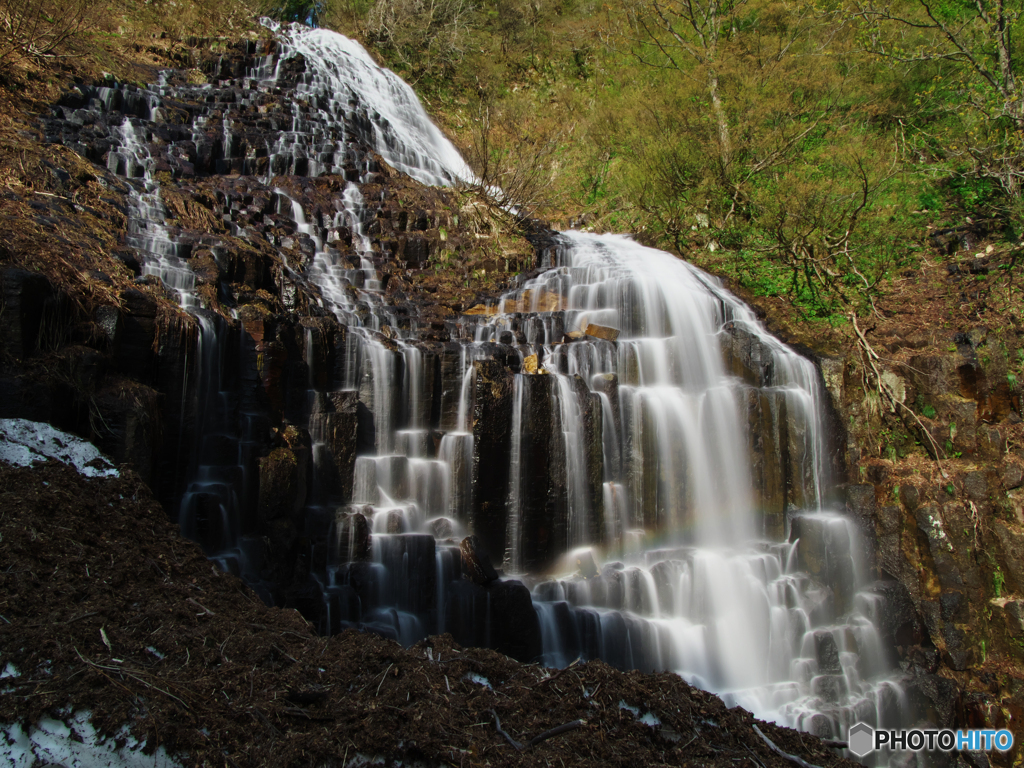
1,19,1021,767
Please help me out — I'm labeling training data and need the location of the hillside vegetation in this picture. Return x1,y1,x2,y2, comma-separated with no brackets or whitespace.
2,0,1023,324
316,0,1024,326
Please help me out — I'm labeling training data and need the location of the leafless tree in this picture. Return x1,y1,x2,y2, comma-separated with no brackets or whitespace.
0,0,94,64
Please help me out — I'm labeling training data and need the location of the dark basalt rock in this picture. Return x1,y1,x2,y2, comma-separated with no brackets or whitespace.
444,578,542,663
460,534,498,585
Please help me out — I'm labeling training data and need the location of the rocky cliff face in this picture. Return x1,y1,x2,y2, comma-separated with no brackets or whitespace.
2,20,1023,765
1,33,546,649
793,302,1024,763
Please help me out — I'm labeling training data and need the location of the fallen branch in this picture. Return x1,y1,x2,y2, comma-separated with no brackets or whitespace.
820,739,849,749
850,313,949,477
752,724,824,768
489,709,523,751
527,719,585,748
187,597,216,616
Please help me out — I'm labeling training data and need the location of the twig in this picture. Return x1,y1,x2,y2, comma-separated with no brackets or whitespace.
743,742,768,768
73,647,191,710
850,313,949,477
187,597,215,616
536,657,581,686
281,706,334,722
489,709,523,751
527,719,585,748
752,724,824,768
270,644,297,664
820,739,848,749
251,706,281,738
376,663,394,696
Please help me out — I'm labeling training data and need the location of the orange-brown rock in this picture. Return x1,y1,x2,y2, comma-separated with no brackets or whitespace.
585,323,620,341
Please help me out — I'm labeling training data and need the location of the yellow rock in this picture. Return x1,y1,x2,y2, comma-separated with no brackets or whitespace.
516,289,562,313
585,323,620,341
523,354,539,374
463,303,499,316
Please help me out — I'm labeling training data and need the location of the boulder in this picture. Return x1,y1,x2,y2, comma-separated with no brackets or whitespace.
333,511,372,563
444,578,542,662
460,535,499,585
0,268,52,360
584,323,619,341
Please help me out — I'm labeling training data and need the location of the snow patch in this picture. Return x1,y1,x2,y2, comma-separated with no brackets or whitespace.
1,711,180,767
464,673,491,689
618,700,660,727
0,419,118,478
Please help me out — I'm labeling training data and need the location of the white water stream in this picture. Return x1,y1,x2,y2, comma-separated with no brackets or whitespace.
99,20,910,760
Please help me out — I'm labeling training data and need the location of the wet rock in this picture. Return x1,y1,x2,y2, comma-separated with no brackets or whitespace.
334,560,381,616
574,548,600,579
940,590,967,622
899,483,921,512
878,504,901,534
258,446,302,521
592,373,621,477
722,322,773,387
844,483,876,529
470,359,513,558
515,373,562,571
429,517,455,539
460,535,498,585
444,579,542,662
373,534,436,617
315,390,358,502
584,323,619,341
905,673,960,730
872,580,923,649
437,342,465,431
334,511,371,562
999,600,1024,641
92,380,161,485
748,391,786,535
790,514,857,614
385,509,406,533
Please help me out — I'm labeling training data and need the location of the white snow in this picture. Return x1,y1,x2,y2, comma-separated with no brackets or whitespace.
1,711,180,767
464,673,491,689
0,419,118,477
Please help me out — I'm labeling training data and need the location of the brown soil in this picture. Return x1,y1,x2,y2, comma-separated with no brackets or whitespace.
0,459,858,767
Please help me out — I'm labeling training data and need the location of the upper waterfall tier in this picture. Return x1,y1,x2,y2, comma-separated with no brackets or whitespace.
260,20,475,187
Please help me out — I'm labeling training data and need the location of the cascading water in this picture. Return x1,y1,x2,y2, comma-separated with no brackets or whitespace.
494,232,906,749
73,19,916,764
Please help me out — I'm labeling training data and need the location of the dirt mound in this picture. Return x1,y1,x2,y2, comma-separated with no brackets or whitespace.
0,459,857,767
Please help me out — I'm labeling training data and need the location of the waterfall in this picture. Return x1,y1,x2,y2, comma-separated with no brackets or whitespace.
81,19,912,761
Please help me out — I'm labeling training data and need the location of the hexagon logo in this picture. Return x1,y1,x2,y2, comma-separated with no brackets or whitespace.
848,723,875,757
